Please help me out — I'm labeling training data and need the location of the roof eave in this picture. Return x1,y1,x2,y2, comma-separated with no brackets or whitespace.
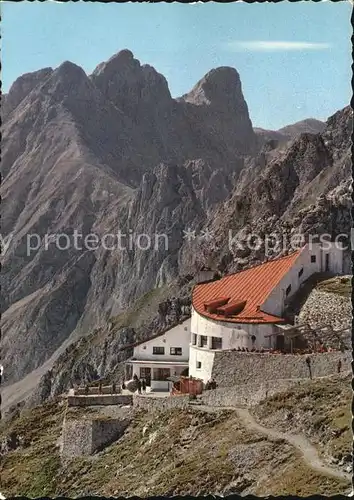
193,308,286,325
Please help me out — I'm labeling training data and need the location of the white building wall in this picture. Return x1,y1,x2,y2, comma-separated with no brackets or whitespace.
321,242,343,274
262,245,319,317
133,319,190,362
262,243,344,317
191,308,277,350
189,308,278,381
189,346,216,382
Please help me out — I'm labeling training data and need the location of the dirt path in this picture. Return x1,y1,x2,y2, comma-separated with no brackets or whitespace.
235,407,351,482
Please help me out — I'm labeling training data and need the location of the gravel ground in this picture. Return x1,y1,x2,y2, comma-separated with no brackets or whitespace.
298,289,351,331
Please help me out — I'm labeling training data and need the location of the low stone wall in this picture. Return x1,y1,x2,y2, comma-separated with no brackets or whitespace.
75,385,121,395
200,379,309,408
67,394,132,407
61,416,131,457
133,394,190,412
212,351,351,386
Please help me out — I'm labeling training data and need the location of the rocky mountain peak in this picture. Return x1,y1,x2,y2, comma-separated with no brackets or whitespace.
181,66,243,109
91,49,138,78
39,61,98,105
3,67,53,118
278,118,326,138
180,66,256,156
50,61,90,89
56,60,87,78
107,48,135,63
90,49,171,114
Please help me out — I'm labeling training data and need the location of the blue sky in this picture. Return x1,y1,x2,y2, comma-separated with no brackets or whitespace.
2,1,352,129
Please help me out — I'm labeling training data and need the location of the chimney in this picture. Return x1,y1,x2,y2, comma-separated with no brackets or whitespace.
195,266,216,284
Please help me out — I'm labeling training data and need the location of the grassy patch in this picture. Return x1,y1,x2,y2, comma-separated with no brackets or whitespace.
316,276,352,297
0,401,65,443
110,285,172,329
256,457,349,496
0,401,66,497
253,375,352,466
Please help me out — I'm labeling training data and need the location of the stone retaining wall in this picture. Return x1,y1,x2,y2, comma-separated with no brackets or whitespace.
61,416,131,457
133,394,190,412
212,351,351,386
61,419,93,457
91,418,130,453
67,394,132,407
200,378,322,407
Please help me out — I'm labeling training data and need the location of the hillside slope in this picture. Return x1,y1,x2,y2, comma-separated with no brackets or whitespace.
254,117,325,146
0,376,351,497
278,118,326,137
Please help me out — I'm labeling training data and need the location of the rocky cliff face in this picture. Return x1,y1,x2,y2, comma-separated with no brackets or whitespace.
204,106,352,272
1,50,256,386
2,67,54,120
180,67,257,156
1,49,351,397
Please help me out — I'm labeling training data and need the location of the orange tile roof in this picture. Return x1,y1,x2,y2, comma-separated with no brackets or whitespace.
192,250,303,324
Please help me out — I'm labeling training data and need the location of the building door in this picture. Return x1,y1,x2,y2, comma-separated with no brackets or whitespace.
276,335,285,351
325,253,330,272
140,367,151,386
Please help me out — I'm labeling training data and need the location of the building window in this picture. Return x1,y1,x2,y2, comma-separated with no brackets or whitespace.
251,335,256,344
192,334,197,345
311,255,316,263
298,267,304,278
200,335,208,347
196,361,202,369
153,346,165,355
211,337,222,349
170,347,182,356
286,285,292,296
153,368,170,380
